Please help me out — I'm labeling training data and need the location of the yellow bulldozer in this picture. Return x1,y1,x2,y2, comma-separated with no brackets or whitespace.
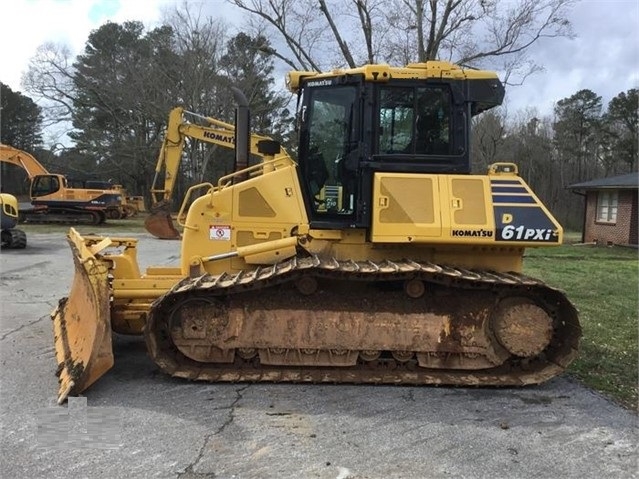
68,180,145,219
52,61,581,404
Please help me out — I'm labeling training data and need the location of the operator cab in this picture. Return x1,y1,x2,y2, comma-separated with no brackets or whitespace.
290,62,504,229
30,174,64,198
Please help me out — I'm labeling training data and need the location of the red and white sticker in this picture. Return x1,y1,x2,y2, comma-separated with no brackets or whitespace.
209,225,231,241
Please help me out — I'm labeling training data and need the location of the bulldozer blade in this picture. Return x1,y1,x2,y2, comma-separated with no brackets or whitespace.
144,209,181,240
52,229,113,404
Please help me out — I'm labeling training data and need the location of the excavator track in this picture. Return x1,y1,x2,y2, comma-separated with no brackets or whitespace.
145,256,581,387
24,208,106,225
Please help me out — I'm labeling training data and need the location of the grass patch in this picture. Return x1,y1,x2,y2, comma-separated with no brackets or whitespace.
524,240,638,410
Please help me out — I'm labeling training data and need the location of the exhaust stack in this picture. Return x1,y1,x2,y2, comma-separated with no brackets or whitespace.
231,87,250,172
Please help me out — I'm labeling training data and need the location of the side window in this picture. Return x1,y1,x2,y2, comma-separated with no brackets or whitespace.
596,190,618,223
378,85,452,155
379,88,414,153
31,176,60,197
415,87,451,155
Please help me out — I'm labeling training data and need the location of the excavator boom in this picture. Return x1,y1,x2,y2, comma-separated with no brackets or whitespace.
0,143,50,178
145,93,287,239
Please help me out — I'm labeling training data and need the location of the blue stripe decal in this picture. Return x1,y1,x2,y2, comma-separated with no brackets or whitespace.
491,186,528,194
490,179,521,185
492,195,536,204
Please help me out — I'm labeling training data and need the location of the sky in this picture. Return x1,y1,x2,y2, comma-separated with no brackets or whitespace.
1,0,638,143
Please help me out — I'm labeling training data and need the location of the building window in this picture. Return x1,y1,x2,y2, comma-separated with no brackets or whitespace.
596,190,618,223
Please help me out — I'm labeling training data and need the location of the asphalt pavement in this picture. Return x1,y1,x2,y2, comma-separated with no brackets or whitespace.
1,231,637,479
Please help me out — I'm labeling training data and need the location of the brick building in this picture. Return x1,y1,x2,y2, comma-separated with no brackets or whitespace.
568,172,638,246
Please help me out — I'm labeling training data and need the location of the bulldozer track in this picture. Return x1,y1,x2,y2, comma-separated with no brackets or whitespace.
145,255,581,387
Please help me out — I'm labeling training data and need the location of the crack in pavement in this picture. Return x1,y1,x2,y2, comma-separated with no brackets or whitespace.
177,384,251,478
0,315,49,341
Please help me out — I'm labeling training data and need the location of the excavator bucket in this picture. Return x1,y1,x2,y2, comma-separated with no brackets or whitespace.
144,201,181,240
51,228,114,404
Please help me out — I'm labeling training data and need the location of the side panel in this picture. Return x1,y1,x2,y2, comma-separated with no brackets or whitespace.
448,176,495,238
181,165,308,274
371,172,562,245
491,178,562,244
371,173,443,240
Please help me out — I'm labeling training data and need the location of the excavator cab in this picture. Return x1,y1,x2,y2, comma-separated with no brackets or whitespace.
30,174,64,198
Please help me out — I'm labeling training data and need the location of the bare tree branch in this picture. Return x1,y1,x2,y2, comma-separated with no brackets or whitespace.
354,0,375,64
228,0,576,87
229,0,322,70
319,0,356,67
22,43,77,127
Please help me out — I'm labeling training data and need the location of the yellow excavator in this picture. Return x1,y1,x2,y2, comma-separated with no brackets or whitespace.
144,99,287,239
0,144,125,224
52,61,581,404
0,193,27,248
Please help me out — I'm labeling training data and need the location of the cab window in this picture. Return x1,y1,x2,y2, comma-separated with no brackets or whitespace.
378,86,451,155
31,175,60,197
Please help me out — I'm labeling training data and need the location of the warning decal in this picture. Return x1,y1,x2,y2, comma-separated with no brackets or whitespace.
209,225,231,241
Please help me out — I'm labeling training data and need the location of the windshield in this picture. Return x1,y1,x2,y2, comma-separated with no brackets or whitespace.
31,175,61,198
